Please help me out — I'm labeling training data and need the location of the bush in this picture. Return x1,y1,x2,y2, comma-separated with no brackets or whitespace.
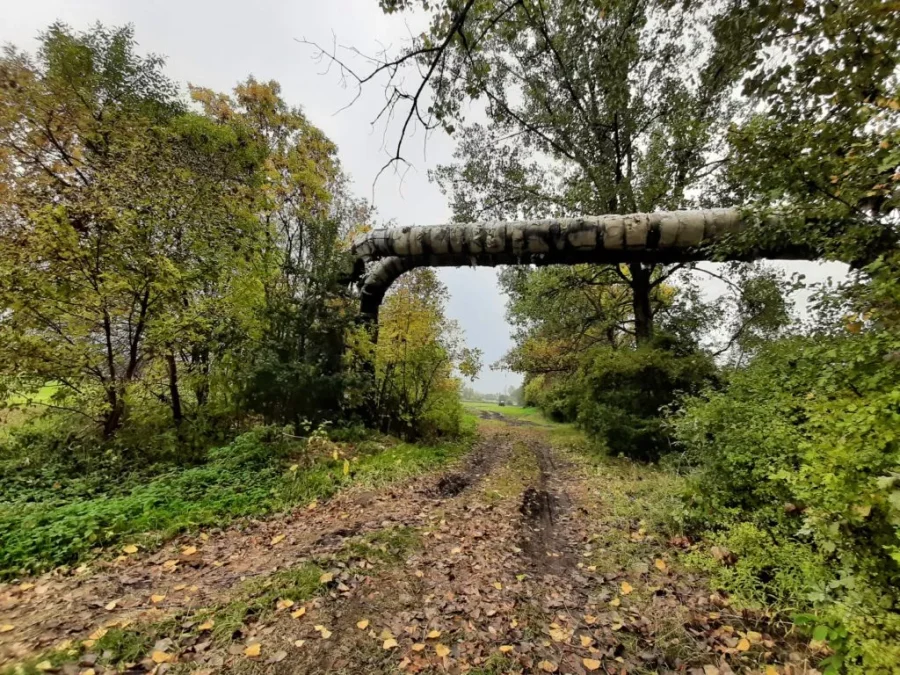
671,299,900,674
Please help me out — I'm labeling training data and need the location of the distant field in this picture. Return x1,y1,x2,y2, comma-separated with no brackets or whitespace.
462,400,555,425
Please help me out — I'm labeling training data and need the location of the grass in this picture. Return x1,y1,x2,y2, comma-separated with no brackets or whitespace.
463,401,556,426
0,427,472,580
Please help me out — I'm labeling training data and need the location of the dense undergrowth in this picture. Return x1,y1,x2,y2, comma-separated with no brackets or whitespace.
0,420,473,580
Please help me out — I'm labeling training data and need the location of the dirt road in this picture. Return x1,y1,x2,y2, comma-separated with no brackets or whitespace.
1,416,815,674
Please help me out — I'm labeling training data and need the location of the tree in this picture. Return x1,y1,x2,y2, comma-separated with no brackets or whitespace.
0,24,266,436
363,269,481,436
191,78,371,426
312,0,757,342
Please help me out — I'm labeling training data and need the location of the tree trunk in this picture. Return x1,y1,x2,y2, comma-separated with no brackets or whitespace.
166,353,183,426
629,262,653,346
103,389,125,439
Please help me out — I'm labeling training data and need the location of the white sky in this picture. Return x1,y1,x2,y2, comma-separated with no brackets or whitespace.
2,1,848,393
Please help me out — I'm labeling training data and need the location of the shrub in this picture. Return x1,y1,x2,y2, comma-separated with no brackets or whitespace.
671,267,900,675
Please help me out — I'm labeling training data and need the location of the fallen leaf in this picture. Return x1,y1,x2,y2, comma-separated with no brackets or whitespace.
267,649,288,664
276,598,295,610
383,638,399,650
150,594,166,604
539,660,558,673
343,459,350,476
271,534,286,545
314,625,332,639
244,643,261,658
173,583,187,591
319,572,334,584
736,637,751,652
152,651,174,664
411,643,426,652
198,620,214,631
81,670,96,675
162,559,178,570
105,600,118,611
122,544,138,554
746,630,763,643
357,619,369,630
765,667,778,675
583,658,602,672
291,607,307,619
435,644,450,658
427,629,441,639
200,532,209,541
88,628,108,641
19,583,34,591
580,635,593,647
654,558,667,572
583,615,596,625
703,666,720,675
493,582,503,590
548,626,570,643
182,545,198,556
35,661,53,672
610,597,621,607
294,640,306,647
451,547,462,554
0,625,14,633
499,645,514,653
621,581,633,595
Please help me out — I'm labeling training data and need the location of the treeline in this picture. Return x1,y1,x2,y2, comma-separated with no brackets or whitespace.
0,23,479,463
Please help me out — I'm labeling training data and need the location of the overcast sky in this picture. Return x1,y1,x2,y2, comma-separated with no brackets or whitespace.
3,1,848,393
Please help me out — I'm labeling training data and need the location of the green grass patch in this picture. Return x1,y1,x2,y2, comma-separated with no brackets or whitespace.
462,401,555,425
0,426,471,580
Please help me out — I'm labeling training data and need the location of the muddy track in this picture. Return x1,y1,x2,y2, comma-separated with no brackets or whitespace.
0,433,511,665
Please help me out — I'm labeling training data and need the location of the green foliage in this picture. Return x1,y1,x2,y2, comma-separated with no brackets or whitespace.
672,256,900,673
0,424,471,579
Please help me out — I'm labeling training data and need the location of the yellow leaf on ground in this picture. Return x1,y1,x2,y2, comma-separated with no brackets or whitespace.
182,545,197,556
703,666,720,675
0,625,14,633
19,583,34,591
435,644,450,658
244,643,261,658
276,598,295,610
200,532,209,541
319,572,334,584
427,629,441,639
35,661,53,671
583,658,602,672
198,619,214,631
343,459,350,476
383,638,399,650
736,637,751,652
294,640,306,647
746,630,763,643
654,558,667,572
499,645,514,653
104,600,117,611
88,628,108,641
765,667,779,675
583,615,596,625
411,643,425,652
451,547,462,554
356,619,369,630
151,651,174,664
122,544,138,554
271,534,286,545
150,594,166,604
621,581,633,595
539,660,558,673
291,607,307,619
548,626,570,643
610,597,621,607
314,625,332,639
81,669,96,675
580,635,593,647
493,582,503,590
